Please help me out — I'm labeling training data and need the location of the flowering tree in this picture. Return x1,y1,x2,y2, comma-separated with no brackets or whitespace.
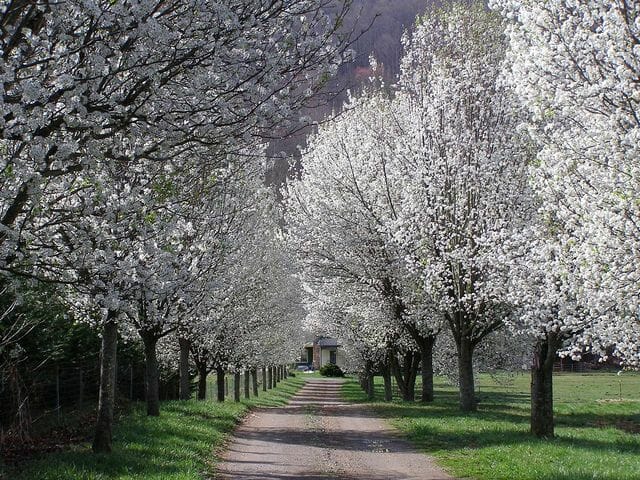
390,3,530,411
502,223,588,437
1,0,351,270
303,278,399,399
2,0,354,452
286,89,444,402
185,198,304,401
491,0,640,369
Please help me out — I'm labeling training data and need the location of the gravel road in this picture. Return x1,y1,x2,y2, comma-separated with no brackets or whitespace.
215,378,454,480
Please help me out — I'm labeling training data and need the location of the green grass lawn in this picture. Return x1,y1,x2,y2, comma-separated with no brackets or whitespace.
343,372,640,480
3,375,305,480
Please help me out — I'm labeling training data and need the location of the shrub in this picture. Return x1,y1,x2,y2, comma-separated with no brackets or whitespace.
319,363,344,377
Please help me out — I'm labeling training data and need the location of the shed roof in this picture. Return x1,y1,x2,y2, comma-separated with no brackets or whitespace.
317,337,340,348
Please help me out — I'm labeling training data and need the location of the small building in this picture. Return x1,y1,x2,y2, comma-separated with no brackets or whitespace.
302,336,345,370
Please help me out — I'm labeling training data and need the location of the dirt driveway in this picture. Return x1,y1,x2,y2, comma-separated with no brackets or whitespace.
215,378,454,480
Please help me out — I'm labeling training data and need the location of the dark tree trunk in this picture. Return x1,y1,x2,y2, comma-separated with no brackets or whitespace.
233,372,241,402
216,366,225,402
244,370,250,399
361,360,375,400
267,367,273,389
531,333,559,438
457,335,476,412
262,366,267,392
251,368,259,397
196,362,207,400
283,365,288,379
93,317,118,453
417,335,436,403
140,331,160,416
273,366,278,385
178,337,191,401
366,374,374,400
390,350,420,401
381,362,393,402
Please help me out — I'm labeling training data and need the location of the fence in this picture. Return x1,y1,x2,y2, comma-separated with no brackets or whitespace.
0,355,153,444
1,360,289,454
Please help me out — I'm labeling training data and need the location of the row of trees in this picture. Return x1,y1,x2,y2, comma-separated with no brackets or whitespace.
285,0,639,438
1,0,353,453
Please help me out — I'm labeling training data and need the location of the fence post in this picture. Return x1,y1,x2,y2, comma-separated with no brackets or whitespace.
78,367,84,409
55,365,60,421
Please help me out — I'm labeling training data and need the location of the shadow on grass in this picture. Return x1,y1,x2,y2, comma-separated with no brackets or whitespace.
341,378,640,456
342,379,640,435
8,402,241,479
7,378,307,480
405,419,640,454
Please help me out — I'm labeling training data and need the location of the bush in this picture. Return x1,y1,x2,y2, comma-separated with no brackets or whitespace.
319,364,344,377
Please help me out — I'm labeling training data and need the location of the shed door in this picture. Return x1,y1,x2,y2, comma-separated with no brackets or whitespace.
329,350,337,365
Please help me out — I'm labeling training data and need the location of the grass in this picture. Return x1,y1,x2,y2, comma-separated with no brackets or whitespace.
3,375,305,480
342,372,640,480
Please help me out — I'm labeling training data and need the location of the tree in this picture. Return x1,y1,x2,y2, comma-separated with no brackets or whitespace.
1,0,352,271
492,0,640,367
302,280,397,400
286,89,442,402
390,3,530,411
2,0,355,451
504,223,588,437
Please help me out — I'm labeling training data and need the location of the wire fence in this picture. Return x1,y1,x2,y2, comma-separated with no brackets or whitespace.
0,361,282,447
0,356,156,445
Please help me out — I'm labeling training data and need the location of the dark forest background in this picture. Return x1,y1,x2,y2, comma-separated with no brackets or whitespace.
265,0,433,188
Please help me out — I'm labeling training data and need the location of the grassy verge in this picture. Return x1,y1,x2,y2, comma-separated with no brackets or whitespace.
343,372,640,480
4,375,305,480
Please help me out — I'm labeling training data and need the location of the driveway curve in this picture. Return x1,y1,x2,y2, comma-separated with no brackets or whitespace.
215,378,454,480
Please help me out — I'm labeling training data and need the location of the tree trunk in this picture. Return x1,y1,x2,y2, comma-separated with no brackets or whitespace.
92,317,118,453
251,368,259,397
140,331,160,416
359,373,367,391
531,333,559,438
457,336,476,412
390,350,420,401
273,366,278,385
216,366,225,402
197,362,207,400
244,370,250,399
178,337,191,401
418,335,435,403
262,366,267,392
233,372,241,402
381,363,393,402
366,374,374,400
267,367,273,389
283,365,288,379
